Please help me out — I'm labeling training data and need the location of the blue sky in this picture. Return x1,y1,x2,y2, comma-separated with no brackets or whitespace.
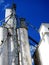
0,0,49,64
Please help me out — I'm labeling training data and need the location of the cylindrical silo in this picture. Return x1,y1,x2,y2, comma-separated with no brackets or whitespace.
5,4,18,65
33,47,41,65
0,27,8,65
17,18,32,65
34,23,49,65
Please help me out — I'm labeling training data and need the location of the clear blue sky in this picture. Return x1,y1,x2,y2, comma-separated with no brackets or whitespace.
0,0,49,64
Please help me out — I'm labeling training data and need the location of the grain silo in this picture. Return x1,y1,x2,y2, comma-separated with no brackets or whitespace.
0,27,8,65
34,23,49,65
17,18,32,65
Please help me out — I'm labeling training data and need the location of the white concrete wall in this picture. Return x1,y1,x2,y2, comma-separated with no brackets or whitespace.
17,28,32,65
5,9,14,28
38,33,49,65
5,8,17,65
0,27,8,65
38,23,49,65
39,23,49,39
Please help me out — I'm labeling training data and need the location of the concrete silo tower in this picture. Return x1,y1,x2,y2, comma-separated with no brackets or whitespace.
0,27,8,65
5,4,18,65
34,23,49,65
17,18,32,65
